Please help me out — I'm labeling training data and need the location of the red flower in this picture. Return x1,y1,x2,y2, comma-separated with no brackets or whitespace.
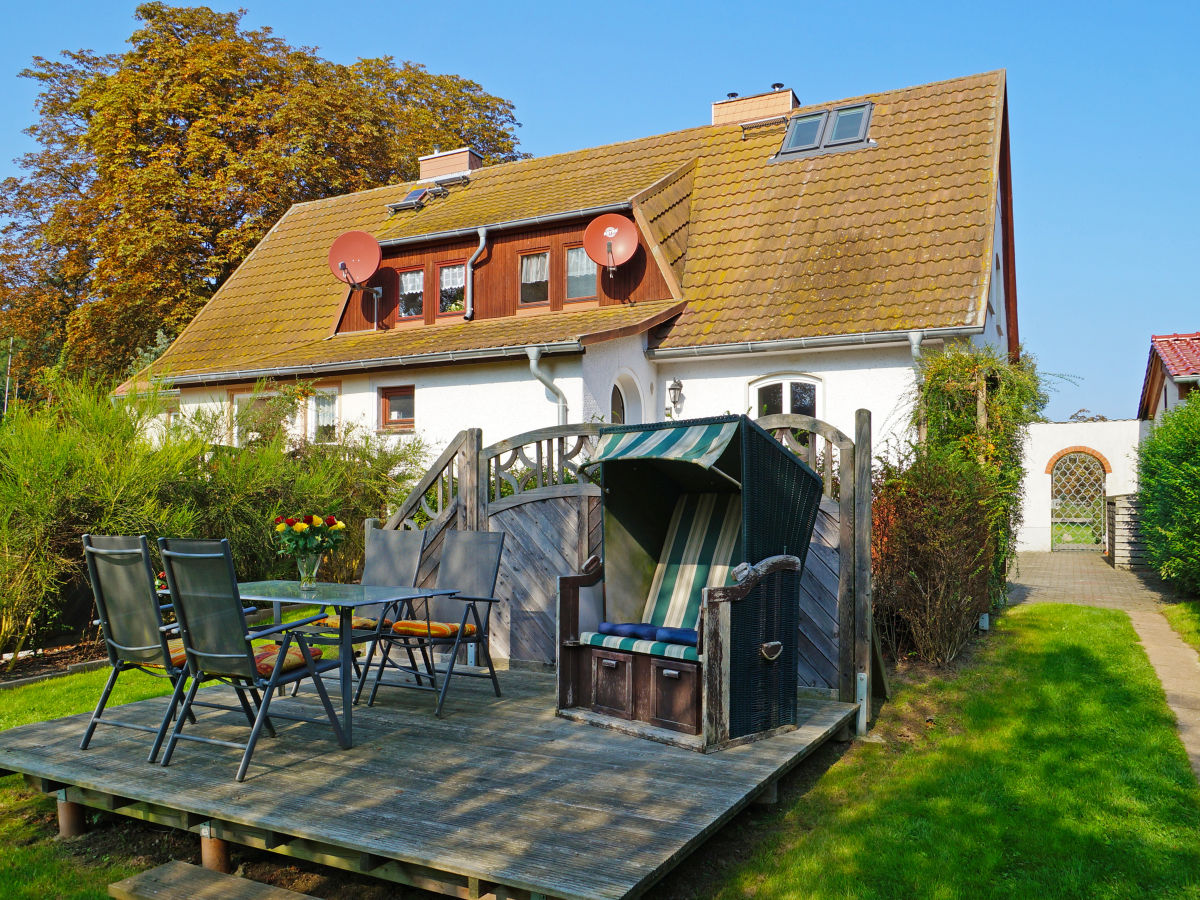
285,518,297,526
307,514,319,525
273,516,284,524
325,515,337,526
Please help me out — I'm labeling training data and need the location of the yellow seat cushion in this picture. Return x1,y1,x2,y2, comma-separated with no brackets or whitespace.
252,644,323,677
166,638,186,668
314,615,391,631
390,620,476,638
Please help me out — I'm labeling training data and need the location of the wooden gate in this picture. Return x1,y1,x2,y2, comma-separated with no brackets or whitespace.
385,412,879,703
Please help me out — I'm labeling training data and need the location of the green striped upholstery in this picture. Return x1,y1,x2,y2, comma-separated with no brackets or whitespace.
580,632,699,662
641,492,742,630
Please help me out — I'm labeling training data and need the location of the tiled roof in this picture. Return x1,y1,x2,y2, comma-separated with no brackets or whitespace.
137,70,1007,386
1151,332,1200,378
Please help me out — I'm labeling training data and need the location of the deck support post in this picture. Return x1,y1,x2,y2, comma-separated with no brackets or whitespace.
753,779,779,806
200,823,232,873
55,791,86,838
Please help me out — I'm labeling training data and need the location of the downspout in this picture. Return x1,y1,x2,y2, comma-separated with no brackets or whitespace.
526,347,568,425
463,226,488,321
908,330,923,361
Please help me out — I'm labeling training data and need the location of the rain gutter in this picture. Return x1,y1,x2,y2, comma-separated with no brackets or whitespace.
163,341,583,387
378,202,631,249
646,324,985,360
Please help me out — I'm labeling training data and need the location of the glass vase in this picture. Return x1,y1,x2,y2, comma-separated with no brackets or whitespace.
296,551,323,591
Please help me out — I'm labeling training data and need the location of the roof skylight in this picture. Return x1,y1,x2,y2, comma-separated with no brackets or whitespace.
775,102,873,160
387,188,430,213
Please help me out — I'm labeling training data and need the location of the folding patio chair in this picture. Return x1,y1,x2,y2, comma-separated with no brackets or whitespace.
290,520,426,699
80,534,190,763
158,538,346,782
359,529,505,717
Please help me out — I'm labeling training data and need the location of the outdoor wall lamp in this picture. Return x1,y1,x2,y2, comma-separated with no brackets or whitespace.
668,378,683,411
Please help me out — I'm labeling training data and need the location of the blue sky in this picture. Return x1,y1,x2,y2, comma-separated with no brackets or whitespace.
2,1,1196,421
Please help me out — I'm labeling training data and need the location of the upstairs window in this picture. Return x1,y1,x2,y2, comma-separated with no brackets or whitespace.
398,269,424,319
777,102,873,159
519,252,549,304
439,263,465,314
565,246,597,300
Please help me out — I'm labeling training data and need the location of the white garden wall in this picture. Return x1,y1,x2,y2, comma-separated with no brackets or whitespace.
1016,419,1148,552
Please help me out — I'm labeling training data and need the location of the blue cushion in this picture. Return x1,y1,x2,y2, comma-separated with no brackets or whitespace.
656,626,698,646
598,621,659,640
579,631,700,662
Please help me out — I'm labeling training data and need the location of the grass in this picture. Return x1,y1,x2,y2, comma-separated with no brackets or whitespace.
1161,597,1200,656
692,603,1200,900
1051,521,1102,547
2,603,1200,898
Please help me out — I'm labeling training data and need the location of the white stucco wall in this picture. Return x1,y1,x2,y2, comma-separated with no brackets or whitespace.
656,344,920,452
174,340,930,467
1016,419,1148,552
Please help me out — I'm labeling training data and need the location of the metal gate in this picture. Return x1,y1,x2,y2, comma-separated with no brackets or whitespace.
1051,451,1106,551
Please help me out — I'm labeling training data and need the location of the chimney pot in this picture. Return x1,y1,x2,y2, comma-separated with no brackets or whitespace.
771,82,784,90
727,92,739,99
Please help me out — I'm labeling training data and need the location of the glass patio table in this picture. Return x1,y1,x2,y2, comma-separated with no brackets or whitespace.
237,581,455,747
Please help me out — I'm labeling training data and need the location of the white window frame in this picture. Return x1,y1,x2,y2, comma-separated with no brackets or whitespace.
747,372,823,421
308,388,340,444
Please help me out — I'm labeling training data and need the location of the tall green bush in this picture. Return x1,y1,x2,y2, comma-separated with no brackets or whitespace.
0,378,426,666
1137,391,1200,594
912,344,1046,603
872,443,998,665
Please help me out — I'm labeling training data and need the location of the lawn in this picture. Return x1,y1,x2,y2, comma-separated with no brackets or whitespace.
1,603,1199,899
686,603,1200,900
1161,597,1200,656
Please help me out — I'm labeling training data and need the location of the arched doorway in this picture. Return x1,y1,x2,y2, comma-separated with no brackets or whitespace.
611,372,642,425
610,384,626,425
1050,451,1106,551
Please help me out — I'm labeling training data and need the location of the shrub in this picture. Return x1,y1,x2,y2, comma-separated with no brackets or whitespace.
0,377,426,665
911,344,1046,605
1137,391,1200,594
872,443,998,665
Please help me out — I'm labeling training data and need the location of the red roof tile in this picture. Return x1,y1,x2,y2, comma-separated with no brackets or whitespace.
1151,332,1200,378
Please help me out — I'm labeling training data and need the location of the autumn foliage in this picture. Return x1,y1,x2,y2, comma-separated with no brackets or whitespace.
0,3,525,388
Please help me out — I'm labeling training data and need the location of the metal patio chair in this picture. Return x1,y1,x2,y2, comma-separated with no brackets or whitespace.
359,529,505,717
158,538,346,782
80,534,190,762
294,520,427,698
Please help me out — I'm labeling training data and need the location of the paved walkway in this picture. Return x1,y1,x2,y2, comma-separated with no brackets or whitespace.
1010,552,1200,779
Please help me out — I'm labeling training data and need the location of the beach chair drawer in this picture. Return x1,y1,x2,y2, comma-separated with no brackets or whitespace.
650,658,701,734
591,649,634,719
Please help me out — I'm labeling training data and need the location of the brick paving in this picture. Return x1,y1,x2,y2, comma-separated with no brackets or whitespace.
1010,551,1200,780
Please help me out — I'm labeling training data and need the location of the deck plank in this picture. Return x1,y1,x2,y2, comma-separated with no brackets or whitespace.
0,671,855,900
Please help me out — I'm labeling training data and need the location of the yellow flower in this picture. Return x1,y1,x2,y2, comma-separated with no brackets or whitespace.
293,521,309,533
275,522,286,532
332,520,346,531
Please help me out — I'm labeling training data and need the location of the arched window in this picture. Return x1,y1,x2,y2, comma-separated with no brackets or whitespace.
749,374,820,420
610,384,626,425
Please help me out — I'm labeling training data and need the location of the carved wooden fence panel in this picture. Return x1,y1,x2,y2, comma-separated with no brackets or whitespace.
383,414,874,701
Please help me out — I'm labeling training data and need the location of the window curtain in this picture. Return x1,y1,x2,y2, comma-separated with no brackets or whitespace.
567,247,595,277
400,270,424,294
520,253,549,283
440,265,465,289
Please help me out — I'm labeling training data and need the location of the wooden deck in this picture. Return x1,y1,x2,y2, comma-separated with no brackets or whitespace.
0,670,855,900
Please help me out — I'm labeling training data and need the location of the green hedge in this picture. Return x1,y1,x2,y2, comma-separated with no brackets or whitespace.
0,378,426,664
1138,391,1200,594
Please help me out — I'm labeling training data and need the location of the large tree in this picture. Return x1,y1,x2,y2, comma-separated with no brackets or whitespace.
0,3,524,387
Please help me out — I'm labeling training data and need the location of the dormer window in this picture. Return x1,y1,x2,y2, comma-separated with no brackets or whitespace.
398,269,424,318
776,102,873,160
519,252,549,305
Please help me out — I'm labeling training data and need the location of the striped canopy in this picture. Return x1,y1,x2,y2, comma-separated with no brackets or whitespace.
586,420,739,471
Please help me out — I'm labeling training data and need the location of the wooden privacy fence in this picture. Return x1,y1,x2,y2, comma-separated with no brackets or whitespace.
385,411,875,705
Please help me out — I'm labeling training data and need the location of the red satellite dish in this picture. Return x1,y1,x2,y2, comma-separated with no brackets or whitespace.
328,231,382,287
583,214,639,272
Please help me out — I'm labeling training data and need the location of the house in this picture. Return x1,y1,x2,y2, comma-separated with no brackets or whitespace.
1138,332,1200,421
130,70,1018,452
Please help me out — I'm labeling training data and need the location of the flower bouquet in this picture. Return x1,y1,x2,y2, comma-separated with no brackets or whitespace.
273,514,348,589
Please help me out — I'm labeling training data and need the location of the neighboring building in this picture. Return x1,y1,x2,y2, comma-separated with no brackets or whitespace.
126,71,1019,453
1138,332,1200,421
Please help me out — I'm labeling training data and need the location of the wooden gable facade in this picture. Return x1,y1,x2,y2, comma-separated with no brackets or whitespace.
334,217,673,333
